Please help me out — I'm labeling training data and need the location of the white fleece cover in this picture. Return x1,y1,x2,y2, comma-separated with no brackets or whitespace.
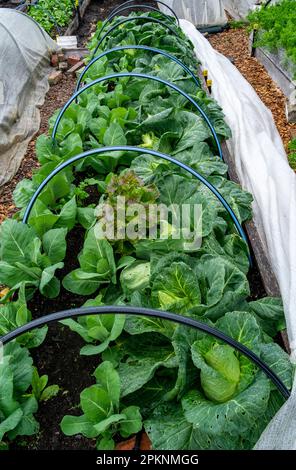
158,1,280,25
180,19,296,450
0,10,58,187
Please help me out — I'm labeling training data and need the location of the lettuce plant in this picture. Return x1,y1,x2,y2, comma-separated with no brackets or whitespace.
28,0,74,35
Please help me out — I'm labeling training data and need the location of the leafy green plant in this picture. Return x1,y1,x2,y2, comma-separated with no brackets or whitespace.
61,362,142,450
288,138,296,170
0,220,67,298
61,294,126,356
30,368,60,403
0,343,39,445
28,0,75,35
62,228,117,295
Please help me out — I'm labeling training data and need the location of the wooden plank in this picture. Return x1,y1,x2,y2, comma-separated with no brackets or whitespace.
64,0,92,36
254,47,295,99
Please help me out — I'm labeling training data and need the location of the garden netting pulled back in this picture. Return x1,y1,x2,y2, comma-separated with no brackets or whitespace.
0,9,58,187
158,1,280,26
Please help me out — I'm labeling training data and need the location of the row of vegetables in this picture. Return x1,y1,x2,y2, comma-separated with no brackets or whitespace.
0,9,293,450
27,0,76,35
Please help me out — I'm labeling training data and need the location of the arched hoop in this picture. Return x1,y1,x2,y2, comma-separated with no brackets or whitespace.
0,306,289,399
22,146,250,260
92,16,182,58
76,45,200,92
53,72,223,161
108,0,179,24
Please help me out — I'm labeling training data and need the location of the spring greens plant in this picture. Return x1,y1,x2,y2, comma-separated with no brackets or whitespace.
0,220,67,298
61,362,142,449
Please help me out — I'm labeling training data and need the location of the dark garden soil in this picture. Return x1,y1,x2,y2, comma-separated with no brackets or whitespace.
0,1,21,8
77,0,159,47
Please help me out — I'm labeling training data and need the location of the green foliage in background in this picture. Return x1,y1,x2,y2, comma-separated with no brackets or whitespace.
28,0,75,35
248,0,296,76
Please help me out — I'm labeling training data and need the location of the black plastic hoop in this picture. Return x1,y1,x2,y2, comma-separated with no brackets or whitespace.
99,4,178,41
108,0,179,24
76,45,200,92
91,16,182,58
0,306,290,400
53,72,223,161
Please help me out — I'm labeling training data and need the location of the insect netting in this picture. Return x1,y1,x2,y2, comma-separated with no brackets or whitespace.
157,0,281,26
0,9,58,187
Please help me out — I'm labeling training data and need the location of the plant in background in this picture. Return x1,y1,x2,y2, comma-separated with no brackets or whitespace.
61,362,142,450
28,0,75,35
288,138,296,170
248,0,296,77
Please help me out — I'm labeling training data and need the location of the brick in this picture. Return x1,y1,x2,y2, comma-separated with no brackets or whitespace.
67,53,81,66
48,70,63,85
50,53,58,67
58,61,69,72
66,60,85,75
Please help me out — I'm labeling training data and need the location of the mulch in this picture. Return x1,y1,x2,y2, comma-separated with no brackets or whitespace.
208,27,296,151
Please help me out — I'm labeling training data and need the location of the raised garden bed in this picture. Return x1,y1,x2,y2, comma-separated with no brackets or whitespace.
0,4,293,452
10,0,92,37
